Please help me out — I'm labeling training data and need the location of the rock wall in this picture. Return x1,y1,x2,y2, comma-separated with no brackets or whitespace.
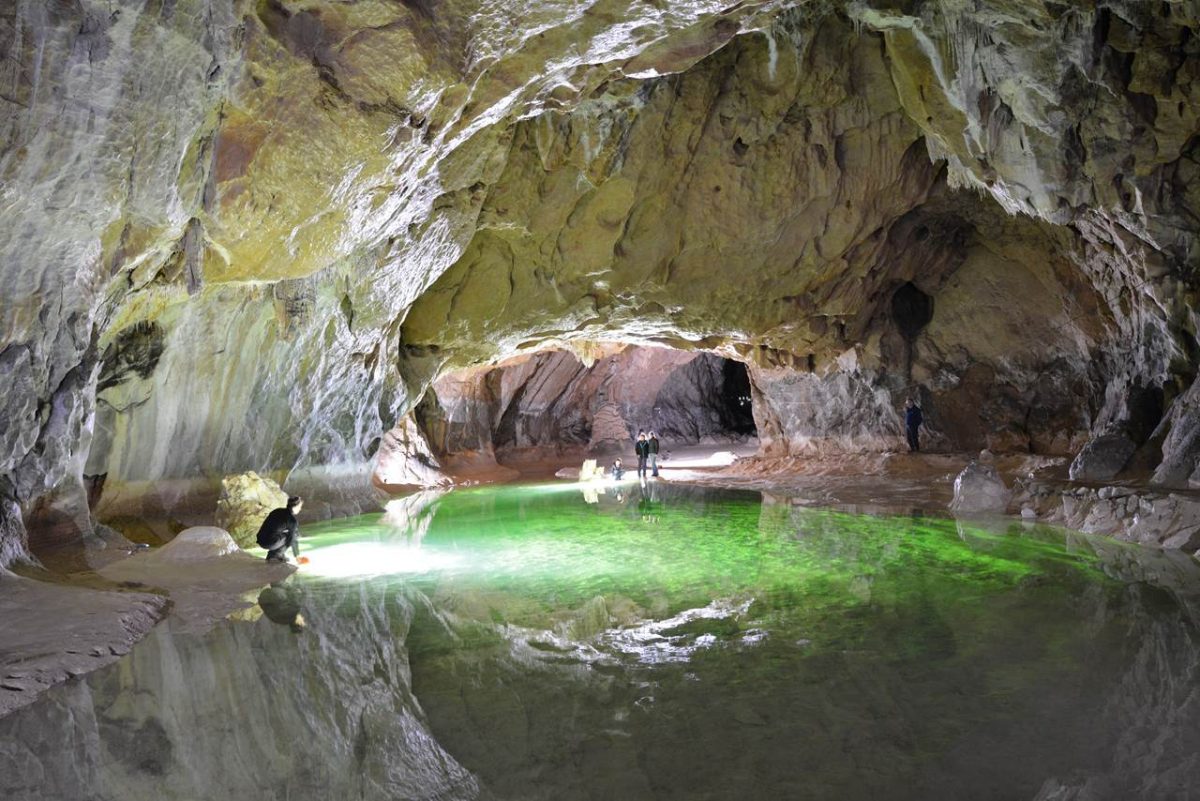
3,2,1200,561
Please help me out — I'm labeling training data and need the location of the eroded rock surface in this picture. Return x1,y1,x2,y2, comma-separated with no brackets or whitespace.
1016,480,1200,554
0,572,168,718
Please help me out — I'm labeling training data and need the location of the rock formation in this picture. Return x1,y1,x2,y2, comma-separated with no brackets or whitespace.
372,415,452,491
950,461,1013,516
2,1,1200,562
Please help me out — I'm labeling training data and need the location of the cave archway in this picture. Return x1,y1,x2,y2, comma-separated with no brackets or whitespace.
414,345,759,467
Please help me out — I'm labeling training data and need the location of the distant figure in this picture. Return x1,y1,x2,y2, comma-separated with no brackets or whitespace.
648,431,660,477
257,495,304,563
611,458,624,480
635,432,650,478
904,399,923,453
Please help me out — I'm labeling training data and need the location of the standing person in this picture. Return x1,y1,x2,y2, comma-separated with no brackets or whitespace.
904,399,923,453
257,495,304,563
635,432,650,479
648,431,660,477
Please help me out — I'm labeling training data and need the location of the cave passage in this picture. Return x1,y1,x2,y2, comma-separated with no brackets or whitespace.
6,483,1198,800
718,358,757,437
418,346,759,462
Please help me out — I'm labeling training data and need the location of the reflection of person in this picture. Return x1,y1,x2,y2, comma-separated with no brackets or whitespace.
638,485,659,523
258,581,306,632
904,399,923,453
257,495,304,563
635,432,650,478
611,458,624,480
648,431,660,477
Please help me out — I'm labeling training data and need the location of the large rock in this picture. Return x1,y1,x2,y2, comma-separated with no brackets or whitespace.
1069,429,1138,482
371,416,452,491
588,402,631,454
214,472,288,548
149,526,241,562
949,462,1012,516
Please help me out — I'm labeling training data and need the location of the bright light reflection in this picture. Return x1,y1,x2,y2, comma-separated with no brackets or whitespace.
601,598,757,664
302,542,460,578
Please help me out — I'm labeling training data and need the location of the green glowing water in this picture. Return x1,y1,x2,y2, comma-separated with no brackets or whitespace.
304,482,1106,638
6,482,1197,801
292,482,1195,800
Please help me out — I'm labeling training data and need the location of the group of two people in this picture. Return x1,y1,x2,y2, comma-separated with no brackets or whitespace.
613,430,660,480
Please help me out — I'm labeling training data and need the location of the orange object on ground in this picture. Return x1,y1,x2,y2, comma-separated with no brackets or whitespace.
297,556,310,565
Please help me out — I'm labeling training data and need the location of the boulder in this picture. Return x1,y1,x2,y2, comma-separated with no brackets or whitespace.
215,472,288,548
145,526,241,562
1069,429,1137,481
949,462,1012,515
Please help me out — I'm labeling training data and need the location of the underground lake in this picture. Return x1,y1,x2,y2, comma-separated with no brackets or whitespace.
3,482,1199,801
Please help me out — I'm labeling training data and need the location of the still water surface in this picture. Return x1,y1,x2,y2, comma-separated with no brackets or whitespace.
3,482,1199,800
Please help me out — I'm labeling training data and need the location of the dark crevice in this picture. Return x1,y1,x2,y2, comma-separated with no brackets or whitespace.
891,282,934,341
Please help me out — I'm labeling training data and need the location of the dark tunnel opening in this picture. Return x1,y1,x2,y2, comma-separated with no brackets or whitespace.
718,358,757,437
891,281,934,341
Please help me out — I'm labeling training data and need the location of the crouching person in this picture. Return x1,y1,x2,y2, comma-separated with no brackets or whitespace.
257,495,304,563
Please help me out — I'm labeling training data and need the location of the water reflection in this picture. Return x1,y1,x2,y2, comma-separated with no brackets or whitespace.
257,581,306,632
2,484,1199,801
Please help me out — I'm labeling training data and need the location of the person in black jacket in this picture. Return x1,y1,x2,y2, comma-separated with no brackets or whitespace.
904,399,923,453
635,432,649,478
648,431,660,477
257,495,304,563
